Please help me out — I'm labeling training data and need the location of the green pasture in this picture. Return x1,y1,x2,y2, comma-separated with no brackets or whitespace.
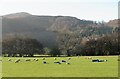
1,56,118,77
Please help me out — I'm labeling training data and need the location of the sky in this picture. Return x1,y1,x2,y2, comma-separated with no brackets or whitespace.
0,0,119,22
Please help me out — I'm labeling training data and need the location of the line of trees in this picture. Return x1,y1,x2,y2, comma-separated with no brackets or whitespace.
57,32,119,56
81,33,119,56
2,37,43,57
2,28,119,57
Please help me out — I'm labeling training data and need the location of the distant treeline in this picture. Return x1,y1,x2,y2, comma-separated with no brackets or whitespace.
81,33,119,56
2,30,119,57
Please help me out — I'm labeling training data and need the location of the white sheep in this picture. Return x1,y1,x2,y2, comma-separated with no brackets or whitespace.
25,59,30,61
54,57,57,60
8,59,12,62
68,57,71,60
15,59,20,63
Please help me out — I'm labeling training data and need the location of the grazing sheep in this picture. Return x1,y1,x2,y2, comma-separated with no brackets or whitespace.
25,59,30,61
54,57,57,60
33,59,36,61
77,55,80,58
42,58,45,60
8,59,12,62
104,60,107,62
61,60,66,62
54,61,61,64
15,59,20,63
35,59,38,61
88,57,92,59
43,61,47,64
66,62,70,65
33,59,38,61
68,57,71,60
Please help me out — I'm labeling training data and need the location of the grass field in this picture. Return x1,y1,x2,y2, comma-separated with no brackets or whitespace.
0,57,2,78
1,56,118,77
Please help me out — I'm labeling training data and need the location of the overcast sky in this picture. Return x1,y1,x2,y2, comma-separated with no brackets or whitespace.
0,0,119,22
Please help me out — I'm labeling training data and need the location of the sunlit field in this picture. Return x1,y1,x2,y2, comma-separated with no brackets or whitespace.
2,56,118,77
0,57,2,78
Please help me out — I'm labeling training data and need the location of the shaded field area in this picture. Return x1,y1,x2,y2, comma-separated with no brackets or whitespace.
1,56,118,77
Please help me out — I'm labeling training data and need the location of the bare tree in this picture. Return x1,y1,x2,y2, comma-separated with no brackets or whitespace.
58,31,82,56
